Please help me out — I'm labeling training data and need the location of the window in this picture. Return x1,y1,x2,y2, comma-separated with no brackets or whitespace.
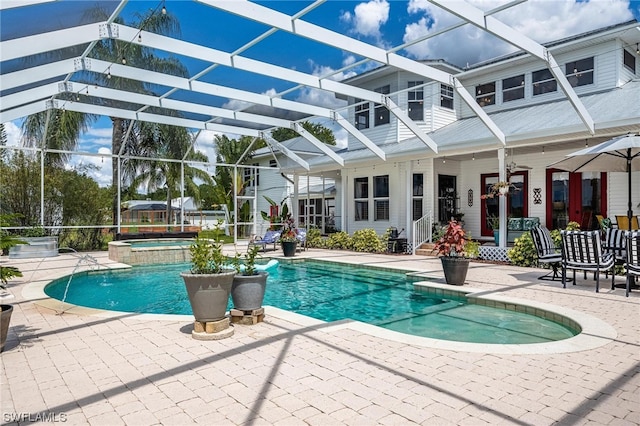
408,81,424,120
354,177,368,221
623,49,636,73
374,85,390,126
355,99,369,130
243,163,259,187
374,175,389,221
532,68,557,95
475,82,495,106
440,84,453,109
565,57,594,87
502,75,524,102
269,159,277,168
412,173,424,221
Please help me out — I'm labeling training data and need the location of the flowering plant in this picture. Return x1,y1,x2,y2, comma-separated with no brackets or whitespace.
279,213,298,243
480,181,512,199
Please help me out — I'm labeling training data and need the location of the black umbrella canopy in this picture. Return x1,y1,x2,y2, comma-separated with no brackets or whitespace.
548,134,640,230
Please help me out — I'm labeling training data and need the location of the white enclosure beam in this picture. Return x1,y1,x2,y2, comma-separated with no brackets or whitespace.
0,24,99,61
0,59,76,92
331,114,386,161
261,133,310,171
384,97,439,152
292,122,344,167
428,0,595,134
202,0,506,145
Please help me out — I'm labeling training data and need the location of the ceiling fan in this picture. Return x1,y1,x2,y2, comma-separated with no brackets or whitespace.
506,149,532,172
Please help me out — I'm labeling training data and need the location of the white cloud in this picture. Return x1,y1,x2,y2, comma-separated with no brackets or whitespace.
403,0,634,67
341,0,390,40
3,121,22,146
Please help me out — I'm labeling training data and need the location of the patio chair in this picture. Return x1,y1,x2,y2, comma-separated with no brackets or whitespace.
295,228,307,251
530,225,564,282
624,231,640,297
615,215,639,230
560,230,615,292
248,230,281,252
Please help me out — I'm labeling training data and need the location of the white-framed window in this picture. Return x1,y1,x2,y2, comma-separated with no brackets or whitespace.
269,159,277,167
623,49,636,74
355,99,369,130
373,175,389,221
412,173,424,221
565,57,594,87
502,75,524,102
408,81,424,119
532,68,557,95
354,177,369,221
440,84,453,109
475,82,495,106
243,163,259,187
374,85,390,126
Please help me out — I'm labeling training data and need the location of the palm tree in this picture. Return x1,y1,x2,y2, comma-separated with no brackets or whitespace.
85,6,189,224
130,123,212,226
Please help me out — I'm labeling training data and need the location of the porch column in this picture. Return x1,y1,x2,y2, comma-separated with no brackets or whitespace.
498,147,507,247
293,174,299,224
406,160,412,244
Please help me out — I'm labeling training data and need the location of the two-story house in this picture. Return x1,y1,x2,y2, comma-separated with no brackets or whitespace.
278,20,640,251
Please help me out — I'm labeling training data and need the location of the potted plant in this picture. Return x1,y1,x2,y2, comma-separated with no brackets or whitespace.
180,235,235,322
279,214,298,257
433,219,473,285
1,215,25,352
487,214,500,245
230,244,268,311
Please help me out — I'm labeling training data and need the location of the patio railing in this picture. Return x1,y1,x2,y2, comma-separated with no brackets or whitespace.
412,211,433,255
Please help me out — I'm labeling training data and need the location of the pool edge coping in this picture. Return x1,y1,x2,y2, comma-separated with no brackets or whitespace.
22,262,617,355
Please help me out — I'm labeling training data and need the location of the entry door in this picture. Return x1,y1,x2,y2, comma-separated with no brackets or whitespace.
438,175,456,223
546,169,607,230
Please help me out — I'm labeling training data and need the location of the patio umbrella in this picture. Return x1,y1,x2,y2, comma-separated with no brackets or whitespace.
548,133,640,230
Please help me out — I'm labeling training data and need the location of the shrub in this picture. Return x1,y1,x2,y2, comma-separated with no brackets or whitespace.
326,231,352,250
306,228,323,248
351,228,386,253
507,232,537,267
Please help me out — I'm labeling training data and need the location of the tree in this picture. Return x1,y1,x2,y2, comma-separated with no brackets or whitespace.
84,6,190,225
271,121,336,145
130,123,212,224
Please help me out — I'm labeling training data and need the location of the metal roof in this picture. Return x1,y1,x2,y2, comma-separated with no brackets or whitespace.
1,0,616,171
294,80,640,170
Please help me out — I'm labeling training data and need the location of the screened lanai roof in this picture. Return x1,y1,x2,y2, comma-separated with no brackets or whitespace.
1,0,635,170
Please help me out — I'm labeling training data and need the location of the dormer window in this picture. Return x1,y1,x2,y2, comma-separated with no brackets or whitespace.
374,85,390,126
532,68,557,95
440,84,454,109
623,49,636,74
565,57,594,87
475,82,495,106
408,81,424,119
354,99,369,130
502,75,524,102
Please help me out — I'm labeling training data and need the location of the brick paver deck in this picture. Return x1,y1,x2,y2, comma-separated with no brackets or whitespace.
1,249,638,425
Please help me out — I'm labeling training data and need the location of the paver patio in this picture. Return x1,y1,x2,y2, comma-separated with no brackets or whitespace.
1,249,638,425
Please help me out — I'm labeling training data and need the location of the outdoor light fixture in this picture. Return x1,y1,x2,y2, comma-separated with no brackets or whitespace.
162,3,167,15
637,43,639,55
542,146,545,155
122,57,127,65
107,69,111,79
443,157,446,164
138,33,142,43
472,153,475,160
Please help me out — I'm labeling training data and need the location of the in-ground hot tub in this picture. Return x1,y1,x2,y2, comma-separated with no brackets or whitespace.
108,239,194,265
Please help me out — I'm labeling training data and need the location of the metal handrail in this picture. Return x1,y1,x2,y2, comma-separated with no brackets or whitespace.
412,211,433,255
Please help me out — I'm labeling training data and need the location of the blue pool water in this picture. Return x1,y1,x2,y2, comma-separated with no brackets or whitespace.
44,260,578,344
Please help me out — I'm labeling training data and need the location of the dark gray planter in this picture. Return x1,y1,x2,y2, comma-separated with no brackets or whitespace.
440,257,470,286
1,304,13,353
180,270,235,321
282,241,297,257
231,272,268,311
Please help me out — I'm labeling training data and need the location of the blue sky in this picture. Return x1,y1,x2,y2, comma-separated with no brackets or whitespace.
2,0,640,186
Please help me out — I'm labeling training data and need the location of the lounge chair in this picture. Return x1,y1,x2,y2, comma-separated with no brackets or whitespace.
248,230,281,252
295,228,307,251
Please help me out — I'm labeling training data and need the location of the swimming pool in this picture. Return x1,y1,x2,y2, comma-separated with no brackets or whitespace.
44,260,579,344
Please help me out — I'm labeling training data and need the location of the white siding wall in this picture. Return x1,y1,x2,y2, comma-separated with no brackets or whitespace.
458,40,621,119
